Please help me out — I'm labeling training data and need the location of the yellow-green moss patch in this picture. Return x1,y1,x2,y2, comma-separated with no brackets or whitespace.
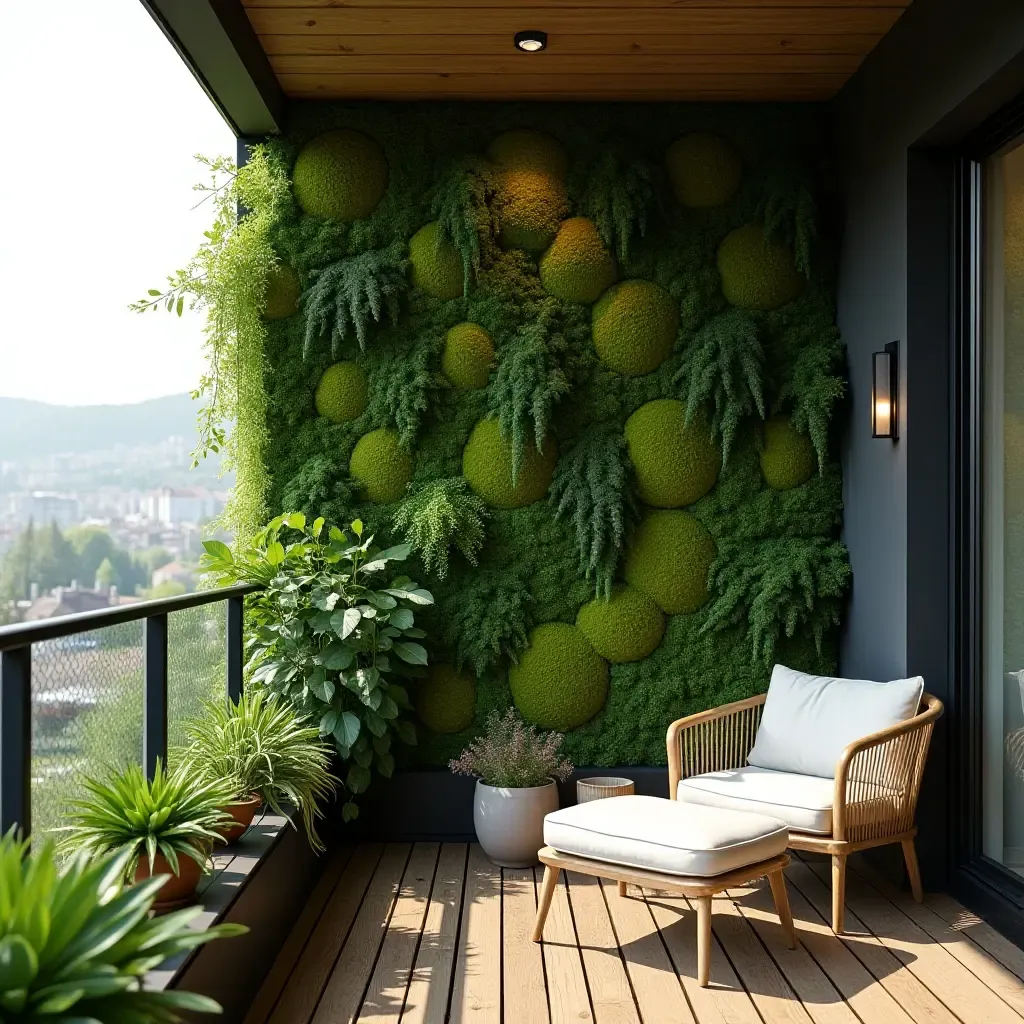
409,221,464,300
463,418,557,508
592,280,679,376
349,428,413,502
540,218,617,304
417,664,476,734
760,414,817,489
292,129,388,222
575,586,665,663
717,223,803,311
624,510,716,614
264,263,300,320
487,129,569,180
496,170,569,253
315,362,368,423
442,323,495,390
665,133,742,209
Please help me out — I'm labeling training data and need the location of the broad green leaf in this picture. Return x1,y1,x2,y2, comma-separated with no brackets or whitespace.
266,541,285,566
342,801,359,823
0,935,38,992
334,711,361,749
392,641,428,666
285,512,306,530
376,752,396,778
347,764,371,794
201,540,233,562
312,516,326,538
367,591,397,610
322,643,354,671
332,607,362,639
320,709,339,736
389,607,414,630
329,526,346,542
351,519,363,536
365,710,387,737
374,543,412,562
395,720,418,746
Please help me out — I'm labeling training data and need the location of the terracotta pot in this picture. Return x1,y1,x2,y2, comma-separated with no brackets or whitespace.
134,851,202,909
473,779,559,868
214,794,262,843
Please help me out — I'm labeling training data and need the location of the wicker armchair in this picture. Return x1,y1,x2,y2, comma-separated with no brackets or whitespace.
666,691,943,934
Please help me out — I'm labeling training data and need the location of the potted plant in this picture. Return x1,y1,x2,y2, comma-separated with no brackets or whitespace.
59,760,233,911
185,688,338,848
0,830,246,1022
450,709,573,868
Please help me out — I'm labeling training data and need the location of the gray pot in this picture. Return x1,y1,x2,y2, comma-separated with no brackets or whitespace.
473,779,559,868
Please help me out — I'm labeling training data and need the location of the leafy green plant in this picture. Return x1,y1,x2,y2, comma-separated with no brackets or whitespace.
450,709,573,788
280,453,358,526
550,426,638,597
59,760,232,877
301,241,409,357
431,155,499,294
367,344,443,449
0,832,246,1023
675,309,766,464
392,478,488,579
702,535,850,665
571,145,660,262
132,148,289,537
756,162,817,279
200,513,433,821
184,690,338,851
445,569,534,676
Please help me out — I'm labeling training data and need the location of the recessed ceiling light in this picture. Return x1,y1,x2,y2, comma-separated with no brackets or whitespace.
514,31,548,53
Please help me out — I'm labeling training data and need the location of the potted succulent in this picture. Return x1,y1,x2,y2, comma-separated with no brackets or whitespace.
0,830,246,1022
59,760,233,911
450,709,573,868
184,688,338,848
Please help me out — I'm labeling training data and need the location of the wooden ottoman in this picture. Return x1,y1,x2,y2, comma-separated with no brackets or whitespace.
532,795,796,987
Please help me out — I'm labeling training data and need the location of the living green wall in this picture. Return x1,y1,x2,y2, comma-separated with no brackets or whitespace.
257,101,849,768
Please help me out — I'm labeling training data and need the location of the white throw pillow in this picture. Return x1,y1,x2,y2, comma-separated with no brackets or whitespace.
746,664,924,779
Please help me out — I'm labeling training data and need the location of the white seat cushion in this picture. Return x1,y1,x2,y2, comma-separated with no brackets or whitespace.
747,664,925,779
543,795,788,878
677,766,835,834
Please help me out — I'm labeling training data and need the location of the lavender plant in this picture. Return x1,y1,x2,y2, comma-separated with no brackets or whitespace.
449,709,573,788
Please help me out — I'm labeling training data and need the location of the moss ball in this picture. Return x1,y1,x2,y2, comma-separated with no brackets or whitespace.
592,280,679,376
575,586,665,663
487,129,569,181
349,428,413,503
509,623,609,731
417,664,476,734
624,510,716,615
717,224,804,311
760,414,817,489
315,362,368,423
497,169,569,253
463,418,557,508
665,133,742,209
264,263,300,320
540,218,617,304
442,323,495,390
624,400,720,508
292,129,388,222
409,221,464,300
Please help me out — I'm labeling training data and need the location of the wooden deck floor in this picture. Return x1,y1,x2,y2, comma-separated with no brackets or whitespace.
244,842,1024,1024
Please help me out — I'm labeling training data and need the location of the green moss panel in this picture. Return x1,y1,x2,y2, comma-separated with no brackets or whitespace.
463,418,557,508
442,324,495,390
264,263,301,320
487,129,569,180
409,221,464,300
760,415,817,489
315,362,368,423
540,218,617,304
592,280,679,376
624,510,716,614
717,223,804,311
417,664,477,734
349,428,413,502
665,133,743,209
292,129,389,222
576,586,665,663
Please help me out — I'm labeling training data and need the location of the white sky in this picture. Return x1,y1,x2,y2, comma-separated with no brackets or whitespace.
0,0,234,406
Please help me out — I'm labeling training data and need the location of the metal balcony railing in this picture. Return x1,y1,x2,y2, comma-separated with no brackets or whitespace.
0,584,259,838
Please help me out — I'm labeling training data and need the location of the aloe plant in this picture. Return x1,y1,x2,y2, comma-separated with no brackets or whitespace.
0,831,245,1021
184,689,338,851
59,760,233,877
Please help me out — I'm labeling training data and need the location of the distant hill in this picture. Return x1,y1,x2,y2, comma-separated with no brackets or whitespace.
0,394,199,461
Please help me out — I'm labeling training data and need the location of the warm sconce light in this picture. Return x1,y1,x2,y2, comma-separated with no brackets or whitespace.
871,340,899,440
514,30,548,52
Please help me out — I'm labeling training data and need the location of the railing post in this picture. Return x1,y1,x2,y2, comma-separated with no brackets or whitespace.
227,595,244,704
0,647,32,837
144,614,168,780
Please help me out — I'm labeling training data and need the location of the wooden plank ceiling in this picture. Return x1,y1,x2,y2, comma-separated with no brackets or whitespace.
242,0,911,102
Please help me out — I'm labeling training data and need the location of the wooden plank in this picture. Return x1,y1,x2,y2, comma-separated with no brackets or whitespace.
244,844,354,1024
247,8,908,38
257,33,886,57
565,872,640,1024
729,881,858,1024
311,843,413,1024
450,845,501,1024
601,880,693,1024
245,0,906,9
645,889,762,1024
710,891,814,1024
276,72,848,100
269,843,385,1024
784,859,961,1024
358,843,440,1023
926,890,1024,984
539,873,592,1024
269,52,863,75
503,868,551,1024
401,843,468,1024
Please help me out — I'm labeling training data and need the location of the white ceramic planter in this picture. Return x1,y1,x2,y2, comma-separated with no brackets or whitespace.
473,779,559,868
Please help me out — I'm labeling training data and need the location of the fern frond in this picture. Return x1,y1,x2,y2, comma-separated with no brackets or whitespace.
431,156,499,295
280,453,357,525
756,162,818,278
674,309,765,464
445,570,535,676
368,344,443,449
392,478,489,579
571,145,661,262
300,240,409,357
550,426,639,597
702,536,850,666
488,300,572,479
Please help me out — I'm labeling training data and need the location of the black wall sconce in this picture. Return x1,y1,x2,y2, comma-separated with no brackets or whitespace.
871,340,899,441
514,30,548,52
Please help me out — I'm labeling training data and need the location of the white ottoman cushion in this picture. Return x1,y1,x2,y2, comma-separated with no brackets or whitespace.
543,795,788,878
677,766,835,834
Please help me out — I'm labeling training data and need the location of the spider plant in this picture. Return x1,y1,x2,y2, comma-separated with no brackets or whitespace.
0,830,246,1022
184,689,338,851
59,759,233,878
